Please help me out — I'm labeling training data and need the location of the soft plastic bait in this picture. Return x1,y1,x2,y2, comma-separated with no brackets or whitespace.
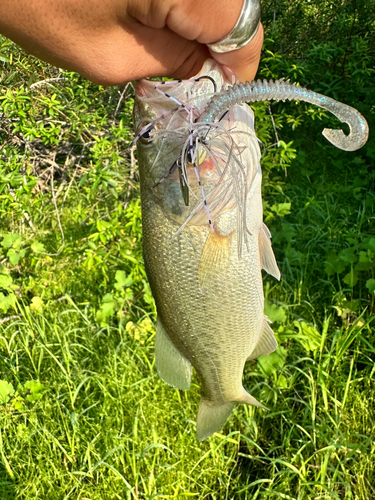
198,79,369,152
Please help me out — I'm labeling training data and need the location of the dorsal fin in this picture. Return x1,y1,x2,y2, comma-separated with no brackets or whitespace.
247,317,278,360
258,223,281,280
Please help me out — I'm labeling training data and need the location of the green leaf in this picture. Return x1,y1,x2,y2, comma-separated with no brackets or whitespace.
271,203,291,217
102,293,116,307
0,380,14,404
325,254,347,276
264,301,286,324
358,251,371,263
355,260,373,272
22,380,46,402
8,248,26,265
293,321,321,352
96,293,117,325
343,271,358,287
30,296,44,313
0,274,13,290
366,279,375,294
368,238,375,252
339,247,357,264
23,380,44,393
114,270,133,291
275,374,289,389
23,380,45,402
12,396,24,411
0,292,16,312
31,241,46,253
1,233,21,249
258,346,287,377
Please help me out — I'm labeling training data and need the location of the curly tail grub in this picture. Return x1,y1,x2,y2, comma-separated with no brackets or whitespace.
198,80,369,152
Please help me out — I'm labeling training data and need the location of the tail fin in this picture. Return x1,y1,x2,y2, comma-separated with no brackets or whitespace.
196,399,235,441
196,391,266,441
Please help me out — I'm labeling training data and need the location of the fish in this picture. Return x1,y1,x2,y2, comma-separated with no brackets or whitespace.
133,60,369,441
133,60,280,441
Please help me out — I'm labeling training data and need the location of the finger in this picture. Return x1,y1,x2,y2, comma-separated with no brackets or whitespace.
209,23,264,83
73,23,210,84
161,0,263,82
116,0,263,84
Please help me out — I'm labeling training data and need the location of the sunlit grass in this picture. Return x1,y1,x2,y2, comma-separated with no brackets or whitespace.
1,293,374,499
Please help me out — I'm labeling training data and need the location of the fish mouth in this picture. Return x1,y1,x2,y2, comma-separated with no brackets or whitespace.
134,79,158,99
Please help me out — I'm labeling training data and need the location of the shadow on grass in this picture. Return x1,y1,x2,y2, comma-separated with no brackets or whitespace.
0,464,15,500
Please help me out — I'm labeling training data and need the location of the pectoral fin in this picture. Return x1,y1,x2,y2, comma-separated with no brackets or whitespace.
155,318,192,390
198,231,232,288
258,223,281,280
247,317,278,360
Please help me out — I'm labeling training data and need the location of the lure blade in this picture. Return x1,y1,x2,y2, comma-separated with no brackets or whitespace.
179,164,190,206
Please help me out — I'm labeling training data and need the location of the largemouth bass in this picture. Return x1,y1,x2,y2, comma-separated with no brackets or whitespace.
133,60,368,441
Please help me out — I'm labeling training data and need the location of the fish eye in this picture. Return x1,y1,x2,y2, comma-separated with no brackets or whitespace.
186,148,194,164
137,122,153,145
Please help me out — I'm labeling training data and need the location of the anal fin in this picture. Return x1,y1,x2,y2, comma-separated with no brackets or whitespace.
155,318,192,390
259,223,281,280
247,317,278,360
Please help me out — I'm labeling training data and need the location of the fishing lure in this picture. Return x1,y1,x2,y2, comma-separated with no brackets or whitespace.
130,75,218,149
133,78,368,152
132,78,369,241
198,79,369,151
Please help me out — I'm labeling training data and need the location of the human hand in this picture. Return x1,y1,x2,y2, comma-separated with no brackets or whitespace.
0,0,263,85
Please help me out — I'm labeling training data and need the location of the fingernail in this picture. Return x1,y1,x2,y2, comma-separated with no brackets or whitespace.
222,65,238,84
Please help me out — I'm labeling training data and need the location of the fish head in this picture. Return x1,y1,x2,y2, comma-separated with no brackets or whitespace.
133,60,261,230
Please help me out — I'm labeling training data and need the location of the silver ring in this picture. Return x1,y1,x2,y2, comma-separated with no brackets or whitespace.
207,0,261,53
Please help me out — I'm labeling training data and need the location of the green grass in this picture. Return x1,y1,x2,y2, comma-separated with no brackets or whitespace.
1,3,375,498
1,297,374,498
1,300,374,499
